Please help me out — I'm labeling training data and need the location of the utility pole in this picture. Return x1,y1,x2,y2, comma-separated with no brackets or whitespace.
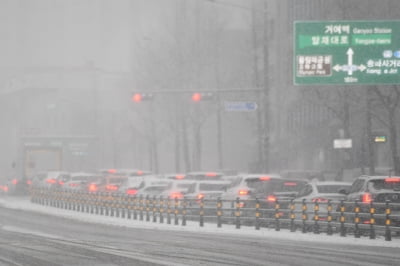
263,0,270,172
252,0,264,172
366,87,375,175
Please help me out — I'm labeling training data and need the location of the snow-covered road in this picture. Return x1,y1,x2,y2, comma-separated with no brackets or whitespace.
0,196,399,265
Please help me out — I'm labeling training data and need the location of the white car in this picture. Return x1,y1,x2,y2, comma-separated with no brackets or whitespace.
220,174,283,203
63,172,101,191
136,180,173,198
119,177,171,196
31,171,71,189
160,180,197,199
184,180,231,201
294,180,352,221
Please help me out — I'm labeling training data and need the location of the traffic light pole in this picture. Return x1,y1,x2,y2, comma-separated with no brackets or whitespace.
262,0,270,173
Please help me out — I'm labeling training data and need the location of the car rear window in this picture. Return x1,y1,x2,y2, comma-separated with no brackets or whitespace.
368,180,400,191
245,178,283,193
198,183,228,191
106,177,126,184
317,184,351,193
71,176,99,181
186,173,223,180
143,185,169,194
176,183,194,189
275,180,307,192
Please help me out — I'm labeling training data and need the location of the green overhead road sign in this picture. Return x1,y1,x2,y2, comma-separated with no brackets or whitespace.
294,20,400,85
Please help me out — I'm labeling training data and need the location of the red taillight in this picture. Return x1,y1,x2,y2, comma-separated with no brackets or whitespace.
46,179,57,184
197,193,205,199
4,186,8,192
107,169,117,174
238,202,245,208
170,192,184,199
126,189,138,195
136,170,144,176
69,183,79,187
26,180,32,185
385,177,400,182
284,182,297,186
205,172,217,177
259,176,271,181
238,189,249,196
362,193,372,203
106,184,119,191
88,184,98,192
175,175,185,180
312,197,328,203
58,180,65,185
267,195,277,202
11,179,18,185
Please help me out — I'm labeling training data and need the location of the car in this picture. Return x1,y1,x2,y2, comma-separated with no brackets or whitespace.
3,177,32,195
160,180,197,199
184,180,231,215
220,174,284,204
344,175,400,226
162,173,187,180
118,176,164,196
220,174,305,221
295,180,351,203
31,171,71,189
136,179,173,198
63,172,101,191
295,180,352,222
99,168,152,177
86,175,128,193
185,171,225,181
186,180,231,199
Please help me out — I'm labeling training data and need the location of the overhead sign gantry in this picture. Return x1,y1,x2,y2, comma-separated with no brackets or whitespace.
294,20,400,85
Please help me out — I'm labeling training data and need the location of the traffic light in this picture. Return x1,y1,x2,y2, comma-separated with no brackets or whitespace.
191,92,213,102
131,93,154,103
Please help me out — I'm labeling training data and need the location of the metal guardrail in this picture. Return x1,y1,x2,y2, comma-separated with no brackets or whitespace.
29,187,400,241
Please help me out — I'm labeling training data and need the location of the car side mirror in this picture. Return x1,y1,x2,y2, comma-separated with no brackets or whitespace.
338,188,348,195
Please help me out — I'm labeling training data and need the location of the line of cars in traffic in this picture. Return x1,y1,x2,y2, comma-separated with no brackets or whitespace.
26,169,352,209
5,168,400,228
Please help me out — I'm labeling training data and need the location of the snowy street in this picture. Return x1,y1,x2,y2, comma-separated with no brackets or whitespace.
0,197,399,265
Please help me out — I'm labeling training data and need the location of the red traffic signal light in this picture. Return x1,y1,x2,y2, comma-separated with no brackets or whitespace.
131,93,153,103
132,93,142,102
192,93,202,102
191,92,213,102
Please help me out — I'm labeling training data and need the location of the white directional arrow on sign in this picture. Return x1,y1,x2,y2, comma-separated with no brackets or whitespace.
358,64,366,72
347,48,354,75
332,48,367,75
333,64,342,72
